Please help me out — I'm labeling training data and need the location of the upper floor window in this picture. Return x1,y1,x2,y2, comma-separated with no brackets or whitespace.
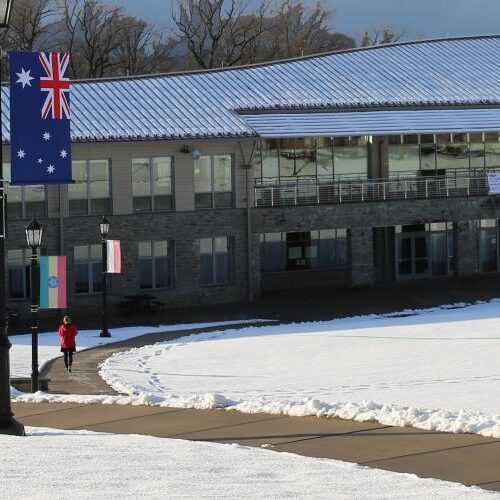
74,244,102,294
69,160,110,216
388,133,500,178
138,241,174,289
194,155,233,209
199,236,232,285
3,163,45,219
255,137,368,185
132,157,173,213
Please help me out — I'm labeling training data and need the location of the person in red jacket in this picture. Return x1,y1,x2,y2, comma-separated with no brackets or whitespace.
58,315,78,373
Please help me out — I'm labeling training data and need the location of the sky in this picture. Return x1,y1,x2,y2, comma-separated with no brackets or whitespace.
103,0,500,42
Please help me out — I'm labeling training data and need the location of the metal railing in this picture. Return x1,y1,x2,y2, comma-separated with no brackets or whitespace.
254,174,491,208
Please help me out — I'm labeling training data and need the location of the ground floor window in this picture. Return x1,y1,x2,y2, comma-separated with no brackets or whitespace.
74,245,102,294
478,219,500,272
138,241,174,289
396,223,454,279
7,249,32,299
260,229,347,273
199,237,232,285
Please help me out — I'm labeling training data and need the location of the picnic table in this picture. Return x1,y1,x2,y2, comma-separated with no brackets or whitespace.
116,294,165,315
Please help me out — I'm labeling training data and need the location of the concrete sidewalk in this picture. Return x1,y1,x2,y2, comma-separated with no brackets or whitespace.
13,401,500,492
13,323,499,493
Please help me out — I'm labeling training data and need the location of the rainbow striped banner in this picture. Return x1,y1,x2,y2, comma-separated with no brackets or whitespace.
40,256,67,309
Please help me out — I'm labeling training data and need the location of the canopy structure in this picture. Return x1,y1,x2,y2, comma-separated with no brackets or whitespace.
240,108,500,138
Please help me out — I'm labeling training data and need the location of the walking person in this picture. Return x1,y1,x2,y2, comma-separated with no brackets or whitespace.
58,315,78,373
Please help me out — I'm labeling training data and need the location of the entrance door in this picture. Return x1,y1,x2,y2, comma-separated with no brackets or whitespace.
397,233,429,278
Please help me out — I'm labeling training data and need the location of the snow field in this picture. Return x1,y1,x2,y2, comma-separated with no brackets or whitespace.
0,427,492,499
92,301,500,438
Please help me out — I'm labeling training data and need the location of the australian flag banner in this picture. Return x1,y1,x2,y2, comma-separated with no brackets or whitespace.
9,51,72,185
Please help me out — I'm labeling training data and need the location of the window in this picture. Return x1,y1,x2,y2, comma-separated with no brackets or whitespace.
138,241,173,289
254,137,367,185
132,157,173,212
479,219,500,272
388,133,500,177
7,249,33,299
3,163,45,219
74,245,102,294
69,160,110,215
194,155,233,209
395,223,454,278
199,237,231,285
260,229,347,272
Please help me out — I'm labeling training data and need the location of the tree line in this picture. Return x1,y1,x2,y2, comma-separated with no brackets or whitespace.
0,0,405,79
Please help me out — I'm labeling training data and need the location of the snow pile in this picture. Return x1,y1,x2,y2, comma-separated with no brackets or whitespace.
0,427,491,498
93,301,500,438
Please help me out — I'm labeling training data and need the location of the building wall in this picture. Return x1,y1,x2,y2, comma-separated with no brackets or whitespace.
4,137,500,316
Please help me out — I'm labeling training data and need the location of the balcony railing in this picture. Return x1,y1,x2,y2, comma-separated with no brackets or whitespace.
254,174,492,208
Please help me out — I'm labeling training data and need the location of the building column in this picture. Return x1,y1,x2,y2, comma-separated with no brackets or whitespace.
350,226,375,286
455,220,478,277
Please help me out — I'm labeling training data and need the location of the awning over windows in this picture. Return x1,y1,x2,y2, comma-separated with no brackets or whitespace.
241,108,500,138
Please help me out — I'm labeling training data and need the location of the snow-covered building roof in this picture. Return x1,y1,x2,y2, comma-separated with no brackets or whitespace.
3,35,500,143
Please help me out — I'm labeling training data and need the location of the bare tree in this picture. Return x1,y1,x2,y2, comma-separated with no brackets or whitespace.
244,1,355,63
172,0,268,69
59,0,126,78
361,25,405,47
6,0,57,52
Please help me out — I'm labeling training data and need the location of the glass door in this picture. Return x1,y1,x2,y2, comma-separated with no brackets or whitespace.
397,233,429,278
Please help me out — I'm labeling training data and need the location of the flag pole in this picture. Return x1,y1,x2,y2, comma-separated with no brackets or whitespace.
0,43,25,435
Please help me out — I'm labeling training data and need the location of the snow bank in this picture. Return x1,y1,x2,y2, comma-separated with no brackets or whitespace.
1,427,489,499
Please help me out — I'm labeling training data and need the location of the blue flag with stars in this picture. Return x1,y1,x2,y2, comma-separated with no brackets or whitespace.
9,51,72,185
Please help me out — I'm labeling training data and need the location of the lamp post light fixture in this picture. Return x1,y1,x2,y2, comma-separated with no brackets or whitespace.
0,0,25,435
25,218,43,393
100,216,111,338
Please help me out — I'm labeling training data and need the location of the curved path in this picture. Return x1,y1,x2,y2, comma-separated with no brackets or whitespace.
12,323,500,492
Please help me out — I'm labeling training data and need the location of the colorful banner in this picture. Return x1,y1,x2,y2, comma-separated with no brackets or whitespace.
106,240,121,274
40,256,67,309
9,51,72,185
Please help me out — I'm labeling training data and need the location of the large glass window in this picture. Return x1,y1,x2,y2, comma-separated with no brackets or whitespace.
138,240,173,289
254,137,367,184
333,137,368,179
132,157,173,212
389,133,500,177
3,163,45,219
194,155,232,209
74,245,102,294
260,229,347,272
69,159,110,216
199,236,231,285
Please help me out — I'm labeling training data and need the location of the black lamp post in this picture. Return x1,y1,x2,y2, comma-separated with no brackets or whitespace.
0,0,25,435
25,219,43,393
100,216,111,337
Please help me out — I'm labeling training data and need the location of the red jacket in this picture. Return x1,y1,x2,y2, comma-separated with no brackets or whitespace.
58,323,78,349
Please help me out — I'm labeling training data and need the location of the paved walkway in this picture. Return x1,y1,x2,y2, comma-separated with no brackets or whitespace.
11,323,500,493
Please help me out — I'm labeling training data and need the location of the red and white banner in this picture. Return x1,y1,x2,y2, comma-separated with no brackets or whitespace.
106,240,121,273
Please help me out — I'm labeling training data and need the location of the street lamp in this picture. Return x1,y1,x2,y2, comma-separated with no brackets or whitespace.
0,0,24,435
25,218,43,393
100,216,111,338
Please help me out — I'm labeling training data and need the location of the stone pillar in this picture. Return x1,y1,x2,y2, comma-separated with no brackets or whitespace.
350,226,375,286
455,220,479,277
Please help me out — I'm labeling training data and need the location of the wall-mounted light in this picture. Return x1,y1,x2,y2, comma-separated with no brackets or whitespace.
179,145,190,154
192,148,202,160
